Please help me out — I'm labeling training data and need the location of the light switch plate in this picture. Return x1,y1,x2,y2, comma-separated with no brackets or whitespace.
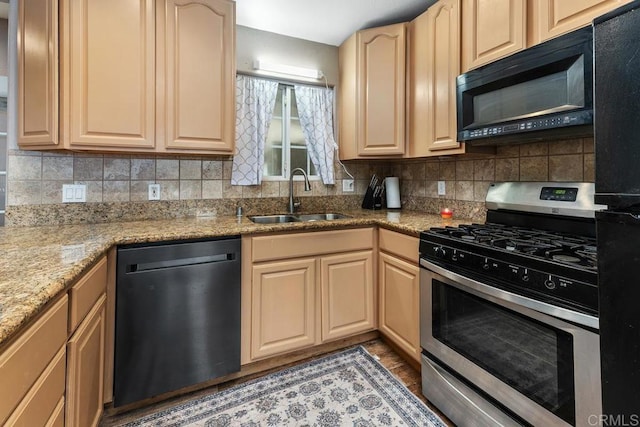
62,184,86,203
437,181,446,196
343,179,354,193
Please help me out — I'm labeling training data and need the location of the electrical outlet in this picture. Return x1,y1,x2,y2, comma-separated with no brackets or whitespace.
62,184,86,203
437,181,446,196
343,179,354,193
148,183,161,200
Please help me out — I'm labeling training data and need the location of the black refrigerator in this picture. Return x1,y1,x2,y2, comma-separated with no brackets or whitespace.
594,0,640,420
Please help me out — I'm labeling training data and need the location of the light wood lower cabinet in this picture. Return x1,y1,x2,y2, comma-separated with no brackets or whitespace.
251,258,317,359
66,294,106,427
321,251,375,341
243,228,376,363
0,296,68,426
378,229,421,362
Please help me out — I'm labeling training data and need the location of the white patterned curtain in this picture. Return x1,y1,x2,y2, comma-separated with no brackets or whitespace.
294,85,336,185
232,75,279,185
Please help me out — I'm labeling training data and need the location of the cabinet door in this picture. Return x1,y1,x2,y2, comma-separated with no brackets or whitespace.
61,0,155,150
158,0,236,153
17,0,58,148
66,295,105,427
320,251,375,341
461,0,526,71
357,24,406,156
426,0,465,153
379,252,420,362
530,0,631,44
251,258,316,359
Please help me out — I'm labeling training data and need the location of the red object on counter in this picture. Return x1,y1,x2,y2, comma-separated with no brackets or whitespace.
440,208,453,219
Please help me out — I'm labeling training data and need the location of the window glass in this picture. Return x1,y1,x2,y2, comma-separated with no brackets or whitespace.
263,85,318,180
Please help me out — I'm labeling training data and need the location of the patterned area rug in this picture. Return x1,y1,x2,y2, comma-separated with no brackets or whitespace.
118,346,446,426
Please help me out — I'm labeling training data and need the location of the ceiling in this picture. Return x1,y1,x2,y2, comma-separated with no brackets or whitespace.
235,0,435,46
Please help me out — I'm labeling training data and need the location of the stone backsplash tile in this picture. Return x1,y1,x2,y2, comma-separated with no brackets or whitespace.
549,154,583,181
4,137,594,226
157,159,180,180
43,157,73,180
456,160,474,180
473,159,495,181
519,142,549,157
104,158,131,180
495,158,519,181
520,156,549,181
549,139,583,155
131,158,156,180
103,181,130,202
8,155,42,180
74,157,104,180
584,153,595,182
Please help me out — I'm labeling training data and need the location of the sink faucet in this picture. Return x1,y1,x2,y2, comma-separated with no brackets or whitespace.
288,168,312,213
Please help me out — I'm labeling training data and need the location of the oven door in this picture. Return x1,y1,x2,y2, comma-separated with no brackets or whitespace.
420,259,601,427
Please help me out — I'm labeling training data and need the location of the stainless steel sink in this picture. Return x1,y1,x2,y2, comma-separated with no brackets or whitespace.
295,213,351,222
248,214,300,224
248,213,351,224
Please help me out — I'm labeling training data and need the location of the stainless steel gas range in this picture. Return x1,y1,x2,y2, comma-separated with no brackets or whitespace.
419,182,606,427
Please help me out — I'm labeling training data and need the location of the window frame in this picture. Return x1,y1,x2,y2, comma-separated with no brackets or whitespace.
262,85,320,182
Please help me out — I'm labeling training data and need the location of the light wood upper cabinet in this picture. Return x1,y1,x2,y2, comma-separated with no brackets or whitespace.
408,0,465,156
529,0,631,45
357,24,406,156
158,0,235,153
461,0,526,71
19,0,236,155
320,251,375,342
17,0,58,147
62,0,156,150
338,23,406,159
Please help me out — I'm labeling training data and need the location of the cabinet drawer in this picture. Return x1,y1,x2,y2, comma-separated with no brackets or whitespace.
0,295,68,425
252,228,374,262
69,256,107,333
379,228,419,263
4,346,66,426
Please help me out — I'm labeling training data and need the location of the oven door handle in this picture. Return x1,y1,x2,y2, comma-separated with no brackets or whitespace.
420,258,599,330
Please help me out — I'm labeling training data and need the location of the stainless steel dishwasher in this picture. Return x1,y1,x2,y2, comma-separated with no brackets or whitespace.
114,237,241,407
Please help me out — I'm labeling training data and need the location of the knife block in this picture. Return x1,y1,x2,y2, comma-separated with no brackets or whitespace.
361,187,383,210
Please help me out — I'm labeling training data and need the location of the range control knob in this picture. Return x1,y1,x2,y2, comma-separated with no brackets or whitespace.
434,246,447,258
544,275,557,290
522,268,530,282
482,258,490,270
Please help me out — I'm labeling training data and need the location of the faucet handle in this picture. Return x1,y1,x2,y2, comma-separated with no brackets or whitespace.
293,200,301,210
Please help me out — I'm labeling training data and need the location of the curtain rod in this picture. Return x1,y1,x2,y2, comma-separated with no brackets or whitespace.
236,70,335,89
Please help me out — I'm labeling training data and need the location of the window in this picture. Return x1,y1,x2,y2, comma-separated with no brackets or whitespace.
263,85,318,180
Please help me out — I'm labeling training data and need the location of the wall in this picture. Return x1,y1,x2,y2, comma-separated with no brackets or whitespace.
236,25,339,86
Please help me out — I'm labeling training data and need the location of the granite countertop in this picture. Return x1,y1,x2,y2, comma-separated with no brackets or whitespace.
0,209,472,348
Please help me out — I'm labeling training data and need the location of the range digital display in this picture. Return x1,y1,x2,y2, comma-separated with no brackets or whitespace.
540,187,578,202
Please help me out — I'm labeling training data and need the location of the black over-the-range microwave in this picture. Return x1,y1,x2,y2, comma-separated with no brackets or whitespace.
456,26,593,144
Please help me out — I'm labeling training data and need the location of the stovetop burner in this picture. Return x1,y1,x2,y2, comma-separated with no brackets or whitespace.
429,223,597,271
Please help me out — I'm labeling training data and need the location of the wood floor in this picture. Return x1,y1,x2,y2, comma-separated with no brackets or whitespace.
101,338,455,426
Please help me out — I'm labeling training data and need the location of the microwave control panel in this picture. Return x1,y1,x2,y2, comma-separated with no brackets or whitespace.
461,110,592,141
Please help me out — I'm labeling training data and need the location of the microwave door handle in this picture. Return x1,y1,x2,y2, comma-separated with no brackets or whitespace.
420,258,599,330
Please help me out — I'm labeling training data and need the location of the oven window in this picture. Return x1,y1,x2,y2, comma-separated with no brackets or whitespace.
432,280,575,425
